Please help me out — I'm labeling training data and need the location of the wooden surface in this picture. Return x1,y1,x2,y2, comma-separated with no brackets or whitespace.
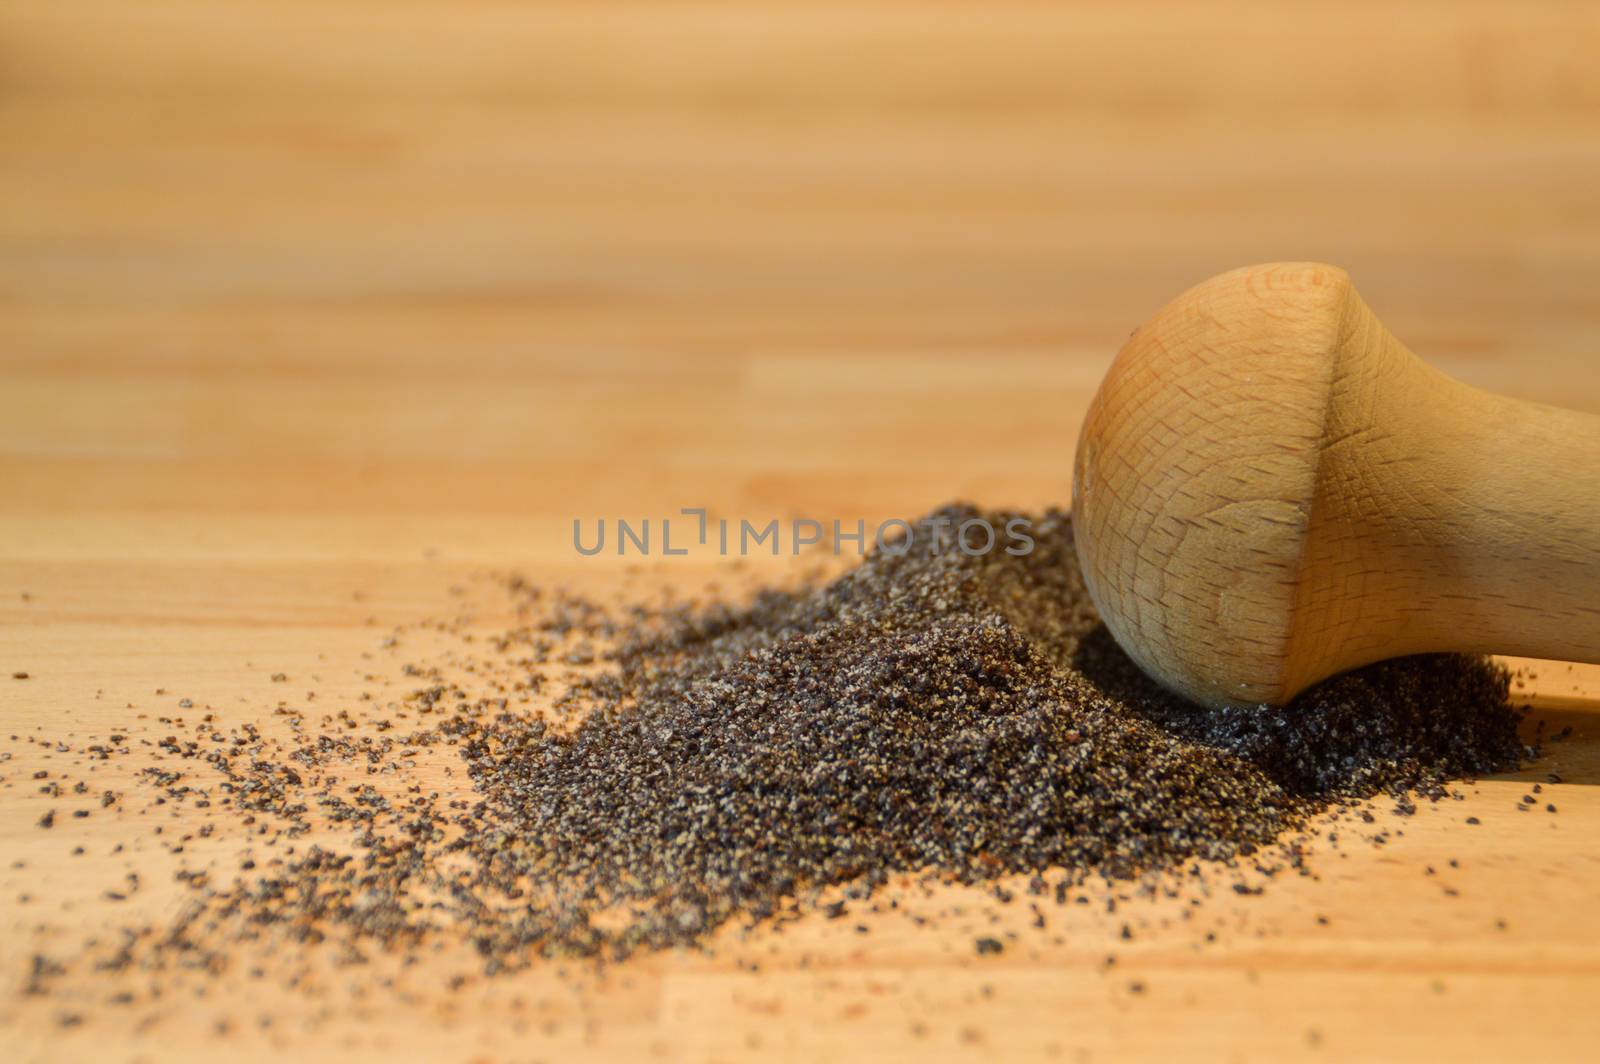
4,2,1600,1060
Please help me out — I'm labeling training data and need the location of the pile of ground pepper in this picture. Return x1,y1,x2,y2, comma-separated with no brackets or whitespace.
18,505,1532,988
443,505,1524,960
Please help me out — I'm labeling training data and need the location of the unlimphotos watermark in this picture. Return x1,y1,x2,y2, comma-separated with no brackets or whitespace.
573,509,1034,557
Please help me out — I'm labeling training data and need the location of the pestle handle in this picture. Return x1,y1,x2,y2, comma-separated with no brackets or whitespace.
1289,346,1600,691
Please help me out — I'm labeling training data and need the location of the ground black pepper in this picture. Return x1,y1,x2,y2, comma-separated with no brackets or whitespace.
15,505,1533,995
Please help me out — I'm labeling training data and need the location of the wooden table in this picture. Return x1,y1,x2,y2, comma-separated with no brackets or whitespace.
4,2,1600,1060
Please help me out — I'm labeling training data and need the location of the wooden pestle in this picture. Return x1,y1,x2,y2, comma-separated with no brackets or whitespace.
1071,262,1600,709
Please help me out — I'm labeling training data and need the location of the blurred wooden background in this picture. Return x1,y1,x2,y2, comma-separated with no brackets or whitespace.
4,2,1600,1061
5,1,1600,557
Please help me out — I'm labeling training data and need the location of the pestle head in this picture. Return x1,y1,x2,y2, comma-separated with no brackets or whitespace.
1071,262,1379,708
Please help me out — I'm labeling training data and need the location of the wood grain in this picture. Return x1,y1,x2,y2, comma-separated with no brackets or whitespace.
4,2,1600,1060
1073,262,1600,707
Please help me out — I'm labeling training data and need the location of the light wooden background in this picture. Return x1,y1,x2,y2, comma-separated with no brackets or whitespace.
4,2,1600,1060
